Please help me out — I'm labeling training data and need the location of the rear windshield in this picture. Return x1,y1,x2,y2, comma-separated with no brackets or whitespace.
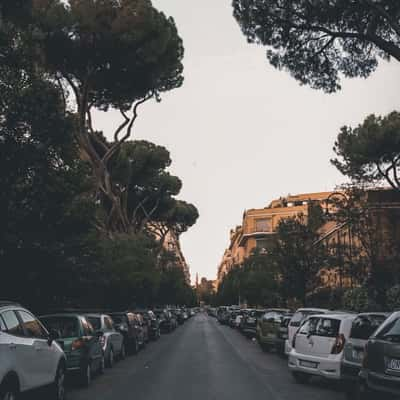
315,318,340,338
376,317,400,343
350,315,387,340
281,317,292,328
110,314,126,324
40,316,79,338
86,316,101,331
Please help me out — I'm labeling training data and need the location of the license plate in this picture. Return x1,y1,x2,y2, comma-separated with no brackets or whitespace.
299,360,318,369
388,359,400,371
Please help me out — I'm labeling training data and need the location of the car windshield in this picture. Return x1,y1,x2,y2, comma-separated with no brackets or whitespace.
350,315,387,340
41,316,79,338
86,316,101,331
376,317,400,342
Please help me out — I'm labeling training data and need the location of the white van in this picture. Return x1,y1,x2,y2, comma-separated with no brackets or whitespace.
288,313,355,383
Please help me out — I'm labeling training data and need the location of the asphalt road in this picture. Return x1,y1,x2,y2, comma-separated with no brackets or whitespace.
68,313,345,400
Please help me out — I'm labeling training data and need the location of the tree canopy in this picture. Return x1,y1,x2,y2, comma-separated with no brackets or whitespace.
233,0,400,92
332,111,400,190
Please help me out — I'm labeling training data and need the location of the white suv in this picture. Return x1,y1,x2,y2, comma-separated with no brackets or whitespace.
288,313,355,383
0,302,66,400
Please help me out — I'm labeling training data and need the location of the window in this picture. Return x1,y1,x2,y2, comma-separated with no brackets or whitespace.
255,218,272,232
87,317,101,331
315,318,340,338
1,311,24,336
40,316,79,338
350,315,387,340
105,317,114,330
18,310,47,339
256,239,269,251
299,318,319,335
82,318,94,336
377,318,400,342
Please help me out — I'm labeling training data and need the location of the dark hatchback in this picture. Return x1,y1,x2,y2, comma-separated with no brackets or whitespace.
109,312,142,354
358,311,400,399
136,310,161,341
241,309,266,338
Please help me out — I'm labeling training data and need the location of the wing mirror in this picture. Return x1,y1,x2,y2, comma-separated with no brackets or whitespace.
47,329,60,346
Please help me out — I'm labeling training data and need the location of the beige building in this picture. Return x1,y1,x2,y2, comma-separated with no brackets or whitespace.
217,192,334,284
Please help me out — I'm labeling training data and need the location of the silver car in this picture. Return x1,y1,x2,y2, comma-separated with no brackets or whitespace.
85,314,125,368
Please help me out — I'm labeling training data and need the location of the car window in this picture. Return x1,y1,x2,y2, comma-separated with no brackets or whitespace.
350,315,387,340
82,318,94,336
1,311,25,336
41,316,79,338
18,310,48,339
290,312,305,327
87,316,102,331
299,317,319,335
315,318,340,338
105,317,114,330
110,314,126,325
376,317,400,342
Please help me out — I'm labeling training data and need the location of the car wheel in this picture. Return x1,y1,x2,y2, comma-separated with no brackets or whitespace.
51,363,66,400
107,347,114,368
80,363,91,388
0,379,19,400
120,343,126,360
292,371,311,384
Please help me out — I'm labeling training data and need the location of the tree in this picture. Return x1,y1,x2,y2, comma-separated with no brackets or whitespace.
273,216,326,305
233,0,400,92
30,0,184,233
332,112,400,190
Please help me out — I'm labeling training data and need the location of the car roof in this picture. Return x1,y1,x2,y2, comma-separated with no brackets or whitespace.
295,308,329,313
40,313,82,318
355,312,389,317
309,313,355,320
85,313,107,318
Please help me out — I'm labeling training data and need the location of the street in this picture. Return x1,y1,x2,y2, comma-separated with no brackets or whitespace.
69,313,344,400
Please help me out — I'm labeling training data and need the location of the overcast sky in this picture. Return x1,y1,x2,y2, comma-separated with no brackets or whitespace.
96,0,400,283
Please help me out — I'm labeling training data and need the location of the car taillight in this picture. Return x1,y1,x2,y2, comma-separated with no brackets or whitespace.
292,334,297,349
331,334,346,354
72,338,86,351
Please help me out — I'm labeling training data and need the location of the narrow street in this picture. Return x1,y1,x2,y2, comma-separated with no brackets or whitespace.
69,313,344,400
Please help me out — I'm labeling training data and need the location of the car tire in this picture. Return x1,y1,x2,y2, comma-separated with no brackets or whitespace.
120,343,126,360
0,378,19,400
80,363,91,388
106,347,114,368
292,371,311,384
50,363,66,400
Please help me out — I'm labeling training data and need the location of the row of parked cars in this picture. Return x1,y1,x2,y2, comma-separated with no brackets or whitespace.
0,301,196,400
211,305,400,399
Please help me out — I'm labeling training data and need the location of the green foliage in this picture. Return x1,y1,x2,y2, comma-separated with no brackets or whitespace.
233,0,400,92
387,285,400,310
332,112,400,190
343,287,379,312
34,0,184,110
274,216,326,305
217,253,280,307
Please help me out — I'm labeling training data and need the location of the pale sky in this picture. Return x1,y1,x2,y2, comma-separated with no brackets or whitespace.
96,0,400,283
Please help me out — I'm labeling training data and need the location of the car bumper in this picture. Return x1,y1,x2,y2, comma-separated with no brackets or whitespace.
288,351,342,380
285,340,292,355
341,361,361,382
360,369,400,396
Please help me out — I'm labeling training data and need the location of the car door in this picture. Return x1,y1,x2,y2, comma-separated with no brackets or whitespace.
17,310,57,387
105,316,121,353
0,310,37,392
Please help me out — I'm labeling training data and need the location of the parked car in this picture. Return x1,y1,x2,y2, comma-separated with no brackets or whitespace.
256,309,291,353
217,307,230,325
229,311,240,328
341,312,388,395
40,313,104,387
108,312,141,354
136,310,160,341
241,309,266,338
285,308,329,355
135,313,149,345
288,313,356,383
0,302,66,400
357,311,400,399
85,314,125,368
154,309,175,333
